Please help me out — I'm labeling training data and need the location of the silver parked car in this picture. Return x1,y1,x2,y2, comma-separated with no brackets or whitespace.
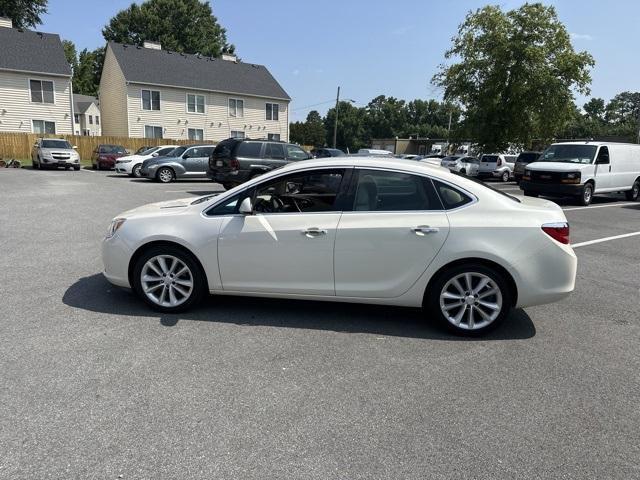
477,154,518,182
31,138,81,170
140,144,216,183
440,155,480,176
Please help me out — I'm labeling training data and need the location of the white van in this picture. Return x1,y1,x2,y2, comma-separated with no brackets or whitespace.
520,142,640,206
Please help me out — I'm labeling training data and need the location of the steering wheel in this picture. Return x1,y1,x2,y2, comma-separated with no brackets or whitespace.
291,197,313,212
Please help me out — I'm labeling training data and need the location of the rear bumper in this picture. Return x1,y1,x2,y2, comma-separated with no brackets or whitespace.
208,169,251,185
519,181,583,196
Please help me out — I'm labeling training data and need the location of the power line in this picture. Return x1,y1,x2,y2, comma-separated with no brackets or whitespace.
291,99,336,112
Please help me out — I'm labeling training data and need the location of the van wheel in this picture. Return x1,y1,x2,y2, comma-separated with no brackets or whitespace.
425,263,512,336
501,171,510,182
578,182,594,206
625,179,639,201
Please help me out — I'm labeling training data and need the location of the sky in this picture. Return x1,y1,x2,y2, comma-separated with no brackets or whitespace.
40,0,640,121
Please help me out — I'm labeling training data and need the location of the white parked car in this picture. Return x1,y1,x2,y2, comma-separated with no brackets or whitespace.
358,148,394,156
521,142,640,206
102,157,577,335
440,155,480,176
115,145,178,177
478,153,518,182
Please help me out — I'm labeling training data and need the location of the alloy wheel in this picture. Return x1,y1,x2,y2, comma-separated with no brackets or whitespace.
439,272,503,331
133,164,142,178
140,255,194,307
157,168,173,183
502,171,509,182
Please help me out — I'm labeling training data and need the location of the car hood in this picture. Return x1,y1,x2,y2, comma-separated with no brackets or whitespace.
117,154,144,162
142,156,177,167
526,162,590,172
118,197,196,219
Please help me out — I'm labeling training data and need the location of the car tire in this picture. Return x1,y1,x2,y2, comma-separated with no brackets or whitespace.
426,263,512,336
132,164,142,178
501,171,510,182
73,166,80,171
460,168,466,175
132,245,206,313
523,191,538,197
624,179,639,201
33,158,39,169
156,167,175,183
578,182,594,206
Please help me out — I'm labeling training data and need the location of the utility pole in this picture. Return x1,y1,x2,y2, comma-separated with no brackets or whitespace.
332,86,340,148
446,106,452,154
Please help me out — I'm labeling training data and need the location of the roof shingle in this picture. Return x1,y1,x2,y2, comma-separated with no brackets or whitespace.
0,27,71,76
73,94,98,114
108,41,290,101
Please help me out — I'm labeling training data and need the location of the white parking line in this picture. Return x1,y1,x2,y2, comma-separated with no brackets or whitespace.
563,202,636,211
573,231,640,248
79,169,95,173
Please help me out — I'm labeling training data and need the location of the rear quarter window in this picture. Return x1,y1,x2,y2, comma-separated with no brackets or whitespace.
433,180,473,209
236,142,263,158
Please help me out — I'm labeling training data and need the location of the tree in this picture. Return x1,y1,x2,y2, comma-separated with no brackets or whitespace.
289,110,326,146
0,0,47,28
62,39,78,72
72,47,104,96
433,3,594,151
583,98,605,121
324,102,368,152
365,95,407,139
103,0,234,57
605,91,640,125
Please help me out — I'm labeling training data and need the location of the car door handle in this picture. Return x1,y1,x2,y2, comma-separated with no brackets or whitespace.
302,228,327,237
411,225,440,235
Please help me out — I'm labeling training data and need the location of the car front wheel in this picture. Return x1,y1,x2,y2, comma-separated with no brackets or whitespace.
132,164,142,178
156,167,174,183
132,246,206,313
426,264,512,335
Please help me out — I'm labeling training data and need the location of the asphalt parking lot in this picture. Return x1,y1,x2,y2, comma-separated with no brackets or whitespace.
1,167,638,479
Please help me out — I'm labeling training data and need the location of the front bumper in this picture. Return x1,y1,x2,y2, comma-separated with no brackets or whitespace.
102,235,133,288
140,164,159,178
519,181,584,196
115,162,133,174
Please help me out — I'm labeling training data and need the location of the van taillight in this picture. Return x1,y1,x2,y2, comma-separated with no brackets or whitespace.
229,158,240,170
542,222,570,244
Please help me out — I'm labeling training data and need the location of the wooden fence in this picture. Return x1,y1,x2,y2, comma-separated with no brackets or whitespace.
0,132,201,161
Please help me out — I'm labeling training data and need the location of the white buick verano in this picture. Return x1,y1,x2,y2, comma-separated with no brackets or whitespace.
102,157,577,335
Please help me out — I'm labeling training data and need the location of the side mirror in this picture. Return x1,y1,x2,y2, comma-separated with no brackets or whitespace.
152,152,159,157
238,197,253,214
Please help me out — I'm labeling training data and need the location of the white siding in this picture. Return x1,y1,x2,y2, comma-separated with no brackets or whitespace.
99,46,128,137
0,70,72,134
126,83,289,142
76,103,101,136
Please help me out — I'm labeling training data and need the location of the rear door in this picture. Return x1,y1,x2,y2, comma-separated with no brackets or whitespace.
264,142,287,171
334,168,450,298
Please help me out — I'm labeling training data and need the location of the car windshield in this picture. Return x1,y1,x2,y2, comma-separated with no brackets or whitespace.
539,145,597,164
42,140,72,149
100,145,126,154
517,152,540,163
170,146,187,157
452,172,520,203
442,156,461,162
140,147,159,155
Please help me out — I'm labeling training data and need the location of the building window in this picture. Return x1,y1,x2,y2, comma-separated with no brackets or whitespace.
32,120,55,134
141,89,160,110
95,115,99,125
266,103,279,121
231,130,245,139
74,114,80,124
188,128,204,140
30,79,54,104
88,115,93,124
187,94,205,114
144,125,163,138
229,98,244,118
267,133,281,141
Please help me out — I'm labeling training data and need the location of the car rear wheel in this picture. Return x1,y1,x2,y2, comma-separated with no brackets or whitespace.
625,179,639,201
132,164,142,178
426,264,512,335
132,246,206,313
501,171,510,182
578,182,593,206
156,167,174,183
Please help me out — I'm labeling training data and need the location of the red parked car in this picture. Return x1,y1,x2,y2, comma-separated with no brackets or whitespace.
91,144,128,170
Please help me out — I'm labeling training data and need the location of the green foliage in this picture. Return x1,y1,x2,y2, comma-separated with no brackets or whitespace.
433,3,594,151
324,102,369,152
290,110,326,146
62,39,77,71
0,0,47,28
73,47,105,97
102,0,234,57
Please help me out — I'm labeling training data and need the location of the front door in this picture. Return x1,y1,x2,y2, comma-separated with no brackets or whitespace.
334,168,450,298
217,168,348,294
182,146,213,175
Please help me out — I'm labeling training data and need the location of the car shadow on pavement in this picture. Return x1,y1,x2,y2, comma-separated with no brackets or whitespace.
63,274,536,341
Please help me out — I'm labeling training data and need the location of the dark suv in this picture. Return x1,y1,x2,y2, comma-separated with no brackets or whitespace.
208,138,312,189
513,151,542,183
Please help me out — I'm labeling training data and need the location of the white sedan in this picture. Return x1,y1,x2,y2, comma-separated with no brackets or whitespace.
115,145,178,177
102,157,577,335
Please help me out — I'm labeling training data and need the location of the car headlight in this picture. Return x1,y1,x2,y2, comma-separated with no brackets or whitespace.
42,152,53,159
561,172,581,184
106,218,126,238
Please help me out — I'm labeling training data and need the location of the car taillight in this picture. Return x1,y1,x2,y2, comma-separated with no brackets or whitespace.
229,158,240,170
542,222,570,245
497,158,502,166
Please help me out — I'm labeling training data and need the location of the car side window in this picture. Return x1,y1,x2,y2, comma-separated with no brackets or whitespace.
199,147,214,157
433,180,473,209
182,148,194,159
350,169,442,211
206,192,247,216
286,145,309,161
265,143,286,159
157,147,174,156
253,169,345,213
236,142,263,158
